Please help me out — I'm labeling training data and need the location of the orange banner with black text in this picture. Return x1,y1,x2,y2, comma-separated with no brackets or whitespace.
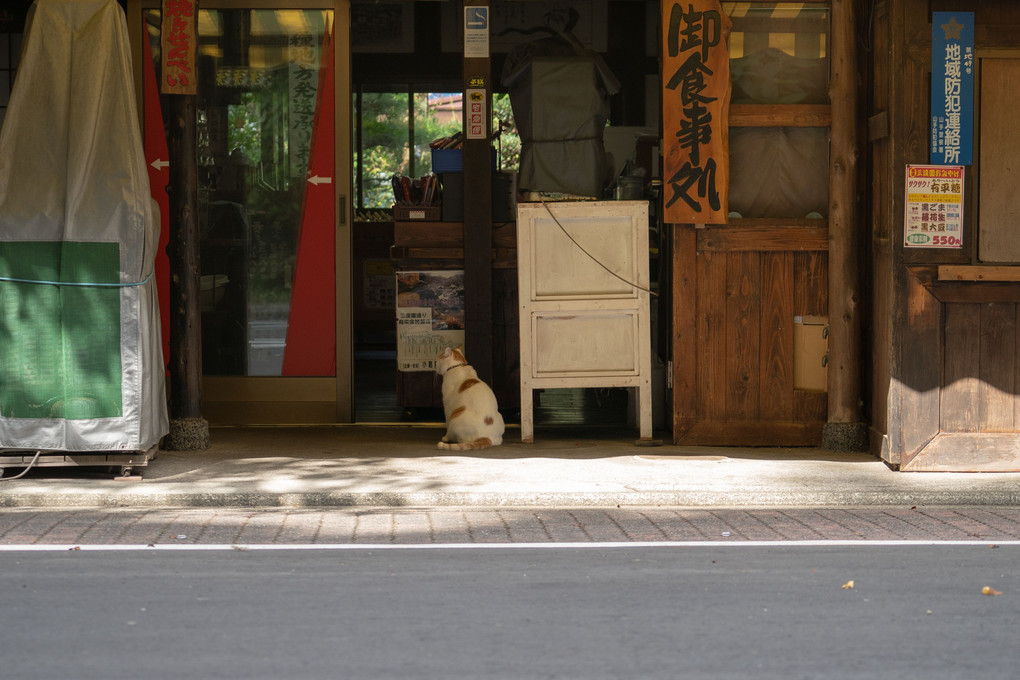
662,0,731,224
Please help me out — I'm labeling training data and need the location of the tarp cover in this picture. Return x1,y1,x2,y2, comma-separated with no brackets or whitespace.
0,0,168,451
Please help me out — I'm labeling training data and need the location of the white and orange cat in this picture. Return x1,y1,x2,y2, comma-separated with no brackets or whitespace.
435,345,505,450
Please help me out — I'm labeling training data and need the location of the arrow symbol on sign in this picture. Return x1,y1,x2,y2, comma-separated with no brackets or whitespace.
307,175,333,186
150,158,169,171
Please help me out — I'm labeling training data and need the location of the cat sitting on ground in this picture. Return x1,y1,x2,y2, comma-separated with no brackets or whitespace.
435,345,505,450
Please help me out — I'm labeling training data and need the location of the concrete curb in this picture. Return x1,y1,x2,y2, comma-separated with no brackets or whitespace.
2,488,1019,509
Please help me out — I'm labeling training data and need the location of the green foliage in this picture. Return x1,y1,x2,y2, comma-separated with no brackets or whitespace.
227,92,262,163
356,91,525,209
493,93,521,173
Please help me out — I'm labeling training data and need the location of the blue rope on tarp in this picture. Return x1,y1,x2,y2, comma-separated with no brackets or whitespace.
0,268,154,288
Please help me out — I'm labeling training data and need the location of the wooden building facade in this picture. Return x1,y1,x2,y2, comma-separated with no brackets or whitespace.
869,0,1020,471
668,0,861,450
5,1,1020,470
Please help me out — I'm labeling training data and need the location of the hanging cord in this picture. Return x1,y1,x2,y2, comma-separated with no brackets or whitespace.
539,197,657,297
0,450,44,482
0,268,154,288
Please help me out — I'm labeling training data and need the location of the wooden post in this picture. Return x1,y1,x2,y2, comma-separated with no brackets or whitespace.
824,0,867,452
462,0,494,383
164,93,209,450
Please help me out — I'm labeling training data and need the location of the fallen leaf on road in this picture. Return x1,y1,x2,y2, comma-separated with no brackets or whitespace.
982,586,1002,596
842,580,854,589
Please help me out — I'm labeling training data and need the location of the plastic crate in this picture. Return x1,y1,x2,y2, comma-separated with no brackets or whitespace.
431,147,496,173
431,149,463,173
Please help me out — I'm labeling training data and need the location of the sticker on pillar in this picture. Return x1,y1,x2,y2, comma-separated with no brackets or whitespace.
904,165,964,248
466,88,487,140
464,6,489,58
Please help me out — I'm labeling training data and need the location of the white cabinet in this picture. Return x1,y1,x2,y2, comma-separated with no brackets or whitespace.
516,200,652,442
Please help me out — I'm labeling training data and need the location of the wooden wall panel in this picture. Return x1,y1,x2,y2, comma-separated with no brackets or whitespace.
941,302,1018,434
977,302,1015,431
794,251,828,316
977,59,1020,262
1015,305,1020,430
941,303,981,432
680,244,826,445
726,251,761,420
761,252,794,420
697,250,727,421
893,270,943,468
672,225,698,438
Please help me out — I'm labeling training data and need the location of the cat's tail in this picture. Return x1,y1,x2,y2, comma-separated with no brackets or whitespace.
437,437,495,450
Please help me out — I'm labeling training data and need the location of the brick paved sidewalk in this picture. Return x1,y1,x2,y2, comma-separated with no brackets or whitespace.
2,506,1020,545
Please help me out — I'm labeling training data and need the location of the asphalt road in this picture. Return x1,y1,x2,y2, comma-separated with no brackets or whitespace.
2,544,1017,679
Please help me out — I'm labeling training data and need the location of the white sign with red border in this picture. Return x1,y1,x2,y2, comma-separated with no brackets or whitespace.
904,164,964,248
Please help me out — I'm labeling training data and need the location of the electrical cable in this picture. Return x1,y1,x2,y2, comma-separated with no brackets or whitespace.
539,197,658,297
0,450,44,482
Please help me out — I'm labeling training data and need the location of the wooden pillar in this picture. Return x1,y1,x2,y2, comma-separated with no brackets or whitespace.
164,94,209,450
824,0,867,451
462,0,494,383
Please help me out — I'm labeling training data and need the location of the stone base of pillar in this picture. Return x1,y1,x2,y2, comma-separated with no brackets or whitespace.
164,417,210,451
822,421,869,453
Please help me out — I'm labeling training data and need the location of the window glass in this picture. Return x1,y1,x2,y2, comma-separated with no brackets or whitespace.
728,127,828,219
725,3,830,218
726,2,830,105
355,90,519,209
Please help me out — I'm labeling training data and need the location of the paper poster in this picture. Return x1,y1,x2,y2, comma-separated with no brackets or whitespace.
395,270,465,371
904,165,964,248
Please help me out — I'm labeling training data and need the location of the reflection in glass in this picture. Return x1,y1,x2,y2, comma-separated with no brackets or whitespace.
725,3,830,218
729,127,828,219
147,9,333,376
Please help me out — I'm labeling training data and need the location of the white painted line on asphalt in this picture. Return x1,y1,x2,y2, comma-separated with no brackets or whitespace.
1,540,1020,551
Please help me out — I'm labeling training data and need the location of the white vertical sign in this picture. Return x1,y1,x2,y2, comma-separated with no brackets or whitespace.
464,6,489,58
465,88,487,140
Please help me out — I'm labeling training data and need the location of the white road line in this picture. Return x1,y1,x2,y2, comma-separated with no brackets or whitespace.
1,540,1019,551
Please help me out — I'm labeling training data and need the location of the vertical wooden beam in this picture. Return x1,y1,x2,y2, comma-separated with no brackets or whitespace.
462,0,493,383
165,93,208,450
824,0,867,451
672,224,697,442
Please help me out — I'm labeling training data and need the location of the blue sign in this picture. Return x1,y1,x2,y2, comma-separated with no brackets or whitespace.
931,12,974,165
465,7,488,30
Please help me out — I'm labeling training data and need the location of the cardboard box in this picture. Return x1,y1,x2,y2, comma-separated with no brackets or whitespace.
793,315,828,392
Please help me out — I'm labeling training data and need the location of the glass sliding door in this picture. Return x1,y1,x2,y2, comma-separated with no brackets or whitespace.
132,1,351,423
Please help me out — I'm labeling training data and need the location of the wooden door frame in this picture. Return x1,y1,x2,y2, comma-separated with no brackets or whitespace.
668,0,863,447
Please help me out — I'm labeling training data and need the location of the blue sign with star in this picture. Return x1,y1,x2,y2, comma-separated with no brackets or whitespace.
931,12,974,165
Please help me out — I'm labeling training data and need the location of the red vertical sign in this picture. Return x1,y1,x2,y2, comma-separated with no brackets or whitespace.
662,0,731,224
282,24,336,376
161,0,196,95
142,29,172,372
